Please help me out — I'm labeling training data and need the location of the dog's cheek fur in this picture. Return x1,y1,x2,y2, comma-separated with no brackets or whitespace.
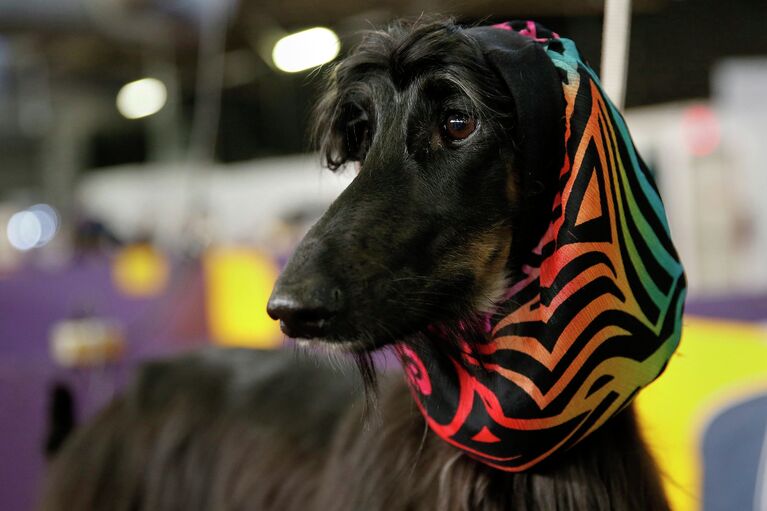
469,227,513,314
437,155,519,317
429,224,511,316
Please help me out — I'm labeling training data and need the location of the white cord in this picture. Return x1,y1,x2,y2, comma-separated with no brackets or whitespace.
187,1,232,163
600,0,632,111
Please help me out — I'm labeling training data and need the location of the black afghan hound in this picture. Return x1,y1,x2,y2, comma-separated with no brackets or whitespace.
41,19,679,511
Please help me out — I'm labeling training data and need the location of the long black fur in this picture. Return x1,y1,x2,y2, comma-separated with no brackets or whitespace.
40,350,669,511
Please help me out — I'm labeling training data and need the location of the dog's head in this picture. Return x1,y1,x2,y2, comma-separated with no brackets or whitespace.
267,20,559,350
268,18,687,471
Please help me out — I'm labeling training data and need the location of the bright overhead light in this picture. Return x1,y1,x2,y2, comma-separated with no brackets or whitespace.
272,27,340,73
116,78,168,120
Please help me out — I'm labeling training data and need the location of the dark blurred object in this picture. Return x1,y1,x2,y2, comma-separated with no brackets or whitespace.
39,348,360,511
87,125,148,169
701,392,767,511
43,382,76,459
74,219,123,253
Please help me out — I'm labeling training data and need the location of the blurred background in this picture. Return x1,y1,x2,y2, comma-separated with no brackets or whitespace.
0,0,766,510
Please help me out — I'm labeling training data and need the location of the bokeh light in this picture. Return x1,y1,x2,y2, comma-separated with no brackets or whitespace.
272,27,340,73
7,211,42,251
116,78,168,120
6,204,60,251
682,104,721,157
28,204,59,246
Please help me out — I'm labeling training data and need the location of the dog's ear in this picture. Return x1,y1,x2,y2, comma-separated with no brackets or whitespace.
466,25,566,252
467,27,565,185
312,90,347,171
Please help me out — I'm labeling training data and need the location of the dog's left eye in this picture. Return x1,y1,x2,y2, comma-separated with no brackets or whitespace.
441,112,477,142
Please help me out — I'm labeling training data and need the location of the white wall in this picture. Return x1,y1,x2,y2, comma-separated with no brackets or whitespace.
77,154,354,249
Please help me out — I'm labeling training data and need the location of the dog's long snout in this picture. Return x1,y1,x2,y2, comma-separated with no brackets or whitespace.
267,278,344,339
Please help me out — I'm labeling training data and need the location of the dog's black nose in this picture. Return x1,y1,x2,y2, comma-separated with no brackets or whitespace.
266,280,343,339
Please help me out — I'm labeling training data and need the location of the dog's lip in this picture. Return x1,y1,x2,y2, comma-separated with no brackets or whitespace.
279,318,332,339
282,320,388,353
295,337,378,354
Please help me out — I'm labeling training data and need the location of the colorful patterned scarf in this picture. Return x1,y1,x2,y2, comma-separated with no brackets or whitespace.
397,20,687,472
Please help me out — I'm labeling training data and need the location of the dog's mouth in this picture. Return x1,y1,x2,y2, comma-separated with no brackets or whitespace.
277,318,396,353
293,336,379,354
267,298,381,352
277,317,332,341
268,287,431,353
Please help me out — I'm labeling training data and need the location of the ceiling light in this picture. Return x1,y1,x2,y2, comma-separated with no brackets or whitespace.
116,78,168,120
272,27,340,73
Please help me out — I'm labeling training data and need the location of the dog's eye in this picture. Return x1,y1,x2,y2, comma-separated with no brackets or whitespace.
441,112,477,142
